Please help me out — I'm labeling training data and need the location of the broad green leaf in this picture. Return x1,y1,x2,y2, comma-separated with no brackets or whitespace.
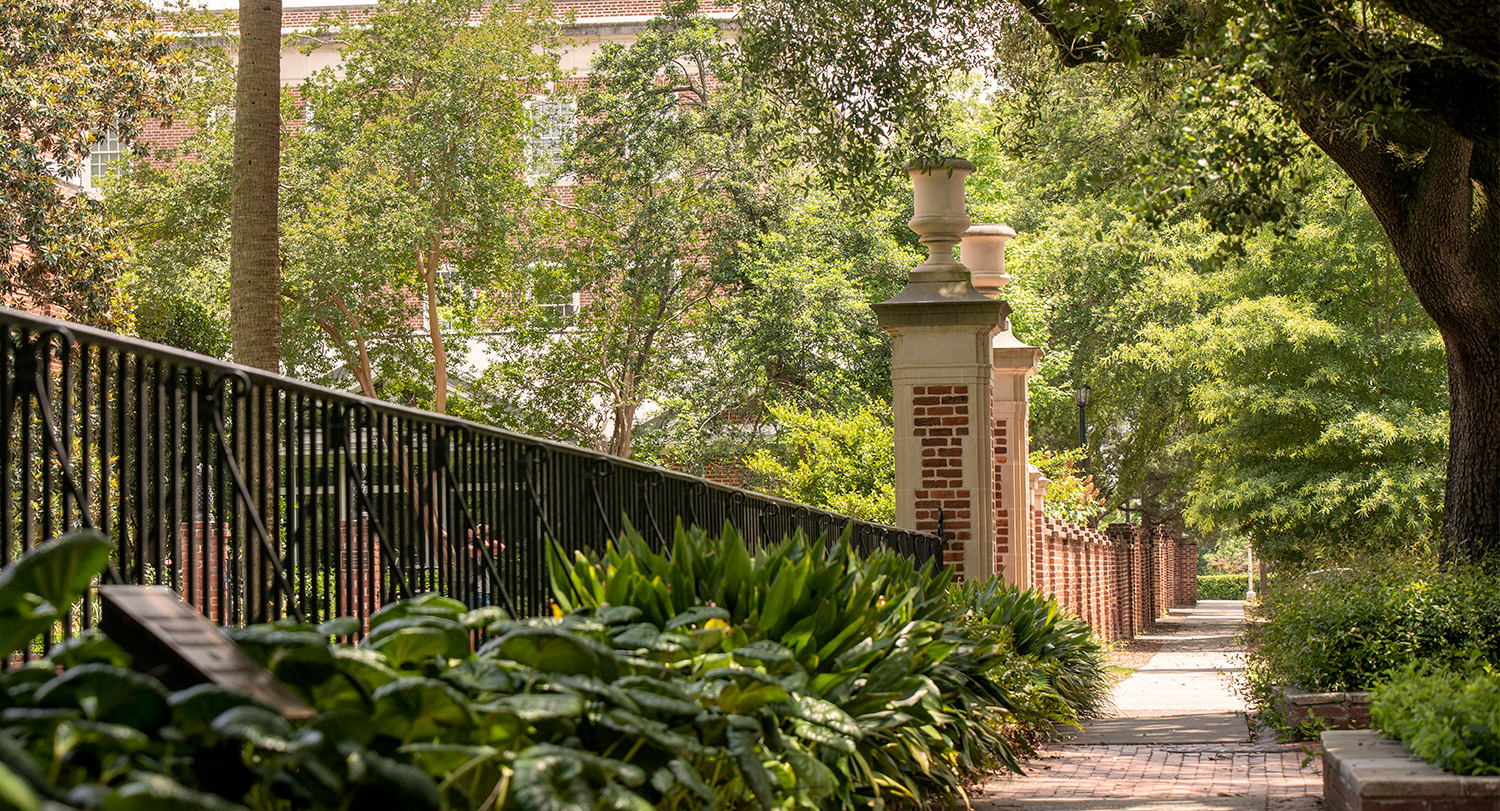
665,605,730,630
317,616,361,638
0,732,50,800
594,604,643,625
787,693,860,736
42,629,131,669
783,746,838,795
481,692,585,723
399,742,499,774
34,664,169,731
0,610,54,662
0,529,113,613
209,705,297,751
168,684,263,739
371,678,472,741
344,745,442,811
0,763,39,811
732,640,795,664
791,720,856,754
99,773,249,811
510,749,594,811
462,605,509,629
483,627,615,678
366,625,460,668
726,716,774,808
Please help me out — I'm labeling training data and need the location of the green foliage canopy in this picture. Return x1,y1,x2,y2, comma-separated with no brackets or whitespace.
1,0,180,321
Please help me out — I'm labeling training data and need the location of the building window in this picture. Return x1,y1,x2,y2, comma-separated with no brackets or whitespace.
538,291,582,320
527,99,576,175
84,128,124,192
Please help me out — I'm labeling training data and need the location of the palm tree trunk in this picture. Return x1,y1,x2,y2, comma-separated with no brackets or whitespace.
229,0,282,618
229,0,282,373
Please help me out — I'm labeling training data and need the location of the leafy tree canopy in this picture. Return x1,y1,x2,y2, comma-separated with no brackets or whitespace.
1,0,180,322
742,0,1498,567
947,64,1447,566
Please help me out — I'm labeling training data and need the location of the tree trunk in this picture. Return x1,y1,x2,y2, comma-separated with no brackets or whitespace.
608,402,635,458
1311,126,1500,568
229,0,281,619
1442,334,1500,566
229,0,282,372
424,241,448,414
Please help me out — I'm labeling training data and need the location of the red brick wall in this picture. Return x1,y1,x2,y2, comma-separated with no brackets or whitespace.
174,520,381,628
992,417,1008,576
1027,517,1198,642
911,385,971,576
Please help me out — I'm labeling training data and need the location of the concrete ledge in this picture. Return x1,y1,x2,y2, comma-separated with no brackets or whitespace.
1279,687,1374,738
1322,730,1500,810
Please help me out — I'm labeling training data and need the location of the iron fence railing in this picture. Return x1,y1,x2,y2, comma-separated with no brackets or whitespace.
1,306,940,650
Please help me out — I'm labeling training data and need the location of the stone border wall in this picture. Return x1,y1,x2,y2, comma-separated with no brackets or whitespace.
1280,688,1374,737
1322,730,1500,811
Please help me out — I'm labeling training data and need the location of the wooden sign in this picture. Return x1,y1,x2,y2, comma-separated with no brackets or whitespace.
99,585,315,720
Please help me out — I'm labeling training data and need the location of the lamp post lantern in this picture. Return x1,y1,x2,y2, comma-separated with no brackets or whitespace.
1073,384,1091,457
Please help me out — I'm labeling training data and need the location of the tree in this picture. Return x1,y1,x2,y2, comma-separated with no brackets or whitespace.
741,0,1499,567
947,68,1448,565
1,0,179,322
635,189,917,472
484,8,791,456
229,0,282,372
111,0,559,412
744,400,897,523
284,0,559,411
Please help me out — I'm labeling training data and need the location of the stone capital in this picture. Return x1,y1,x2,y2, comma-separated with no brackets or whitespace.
872,298,1008,331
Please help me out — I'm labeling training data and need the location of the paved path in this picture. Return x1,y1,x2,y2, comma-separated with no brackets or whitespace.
971,600,1324,811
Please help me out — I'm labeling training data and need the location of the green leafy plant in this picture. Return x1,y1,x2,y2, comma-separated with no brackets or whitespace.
1240,556,1500,738
1198,574,1250,600
950,579,1112,722
0,529,113,660
552,521,1023,807
1028,448,1104,525
743,401,896,524
0,521,1105,809
1371,658,1500,776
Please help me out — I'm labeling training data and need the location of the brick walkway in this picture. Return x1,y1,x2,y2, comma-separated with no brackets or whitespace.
971,601,1325,810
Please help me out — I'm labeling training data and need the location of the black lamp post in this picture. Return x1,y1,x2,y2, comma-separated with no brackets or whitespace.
1073,384,1091,456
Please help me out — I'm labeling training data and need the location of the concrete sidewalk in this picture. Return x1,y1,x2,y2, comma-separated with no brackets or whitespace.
970,600,1324,811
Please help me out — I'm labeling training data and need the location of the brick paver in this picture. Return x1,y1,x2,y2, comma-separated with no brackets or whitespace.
970,601,1325,811
972,743,1322,806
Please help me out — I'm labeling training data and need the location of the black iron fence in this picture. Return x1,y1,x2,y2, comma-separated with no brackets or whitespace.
1,306,940,645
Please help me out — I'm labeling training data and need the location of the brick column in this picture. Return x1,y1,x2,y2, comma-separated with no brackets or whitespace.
875,159,1005,581
176,521,230,622
962,224,1040,587
338,520,383,629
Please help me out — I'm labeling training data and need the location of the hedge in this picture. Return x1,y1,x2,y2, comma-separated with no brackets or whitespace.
1198,573,1250,600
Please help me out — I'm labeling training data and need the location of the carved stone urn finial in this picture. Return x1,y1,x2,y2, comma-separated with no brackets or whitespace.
907,158,977,284
960,224,1017,299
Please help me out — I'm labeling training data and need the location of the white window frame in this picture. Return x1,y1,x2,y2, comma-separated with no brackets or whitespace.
80,128,125,194
526,97,577,181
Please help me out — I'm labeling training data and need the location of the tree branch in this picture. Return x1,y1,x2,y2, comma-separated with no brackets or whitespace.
1375,0,1500,64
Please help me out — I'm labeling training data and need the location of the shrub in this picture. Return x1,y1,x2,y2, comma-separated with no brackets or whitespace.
552,523,1037,806
1241,556,1500,736
950,578,1111,721
1371,658,1500,775
0,523,1101,810
1198,574,1250,600
1028,448,1104,524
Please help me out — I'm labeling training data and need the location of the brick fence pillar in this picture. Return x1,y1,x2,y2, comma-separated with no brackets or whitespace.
876,159,1005,581
176,521,230,623
962,224,1040,587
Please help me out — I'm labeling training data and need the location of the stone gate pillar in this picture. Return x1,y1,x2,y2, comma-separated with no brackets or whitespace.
874,160,1006,580
962,224,1042,587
